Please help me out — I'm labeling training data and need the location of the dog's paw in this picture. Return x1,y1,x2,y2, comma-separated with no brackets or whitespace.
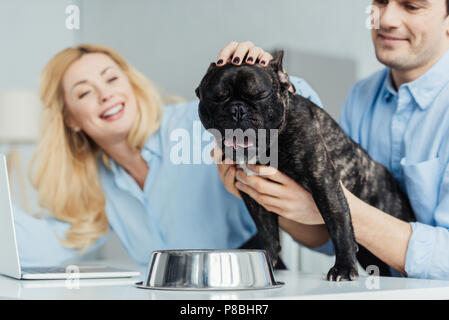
326,264,359,281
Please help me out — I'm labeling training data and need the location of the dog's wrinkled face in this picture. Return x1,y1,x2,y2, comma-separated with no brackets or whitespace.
196,51,291,162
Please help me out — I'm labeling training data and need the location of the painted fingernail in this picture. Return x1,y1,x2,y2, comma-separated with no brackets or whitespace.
261,60,266,65
217,59,223,65
233,57,240,64
247,57,253,62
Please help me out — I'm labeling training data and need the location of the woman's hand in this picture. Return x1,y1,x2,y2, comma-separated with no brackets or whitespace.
215,41,294,93
216,41,273,67
234,164,324,226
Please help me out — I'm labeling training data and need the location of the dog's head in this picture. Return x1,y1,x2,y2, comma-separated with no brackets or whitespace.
196,51,290,162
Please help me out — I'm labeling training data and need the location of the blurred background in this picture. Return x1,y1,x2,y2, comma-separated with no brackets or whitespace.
0,0,382,274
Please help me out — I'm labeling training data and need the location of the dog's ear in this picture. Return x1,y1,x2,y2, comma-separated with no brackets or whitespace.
269,50,290,90
195,86,200,99
196,62,217,99
207,62,217,73
269,50,284,71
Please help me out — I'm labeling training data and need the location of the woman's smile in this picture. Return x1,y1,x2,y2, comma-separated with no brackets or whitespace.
100,102,125,121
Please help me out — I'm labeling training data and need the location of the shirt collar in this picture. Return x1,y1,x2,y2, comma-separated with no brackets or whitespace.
142,128,163,160
382,48,449,110
384,71,397,100
102,128,163,176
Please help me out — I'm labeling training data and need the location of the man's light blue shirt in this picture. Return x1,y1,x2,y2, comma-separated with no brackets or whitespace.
13,77,321,267
337,49,449,279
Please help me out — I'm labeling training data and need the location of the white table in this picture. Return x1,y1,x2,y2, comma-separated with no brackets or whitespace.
1,260,449,300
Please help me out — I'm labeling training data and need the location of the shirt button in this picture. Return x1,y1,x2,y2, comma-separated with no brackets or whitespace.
400,157,406,166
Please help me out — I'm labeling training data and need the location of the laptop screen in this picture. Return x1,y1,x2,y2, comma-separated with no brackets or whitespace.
0,154,22,279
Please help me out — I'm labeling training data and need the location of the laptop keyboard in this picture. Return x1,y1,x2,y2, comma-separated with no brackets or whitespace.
21,266,123,274
22,267,69,274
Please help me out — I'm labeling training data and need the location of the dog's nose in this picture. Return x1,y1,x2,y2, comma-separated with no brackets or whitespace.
230,104,247,122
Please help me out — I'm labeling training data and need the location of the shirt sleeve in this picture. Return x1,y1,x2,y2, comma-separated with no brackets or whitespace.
310,238,335,256
13,205,110,267
405,165,449,279
337,82,360,138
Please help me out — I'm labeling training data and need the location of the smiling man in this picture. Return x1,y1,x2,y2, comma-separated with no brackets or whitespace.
334,0,449,278
372,0,449,85
215,0,449,280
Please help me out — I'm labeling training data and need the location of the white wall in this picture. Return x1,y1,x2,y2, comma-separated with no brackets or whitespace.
0,0,80,90
78,0,382,99
0,0,81,214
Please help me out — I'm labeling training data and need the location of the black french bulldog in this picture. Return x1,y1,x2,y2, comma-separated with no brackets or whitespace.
195,51,415,281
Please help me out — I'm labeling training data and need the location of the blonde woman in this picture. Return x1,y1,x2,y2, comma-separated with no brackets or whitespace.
14,42,320,267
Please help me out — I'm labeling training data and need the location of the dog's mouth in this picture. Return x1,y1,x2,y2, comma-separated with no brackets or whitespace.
222,136,255,150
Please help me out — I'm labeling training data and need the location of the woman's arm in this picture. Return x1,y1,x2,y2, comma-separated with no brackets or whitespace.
13,205,110,267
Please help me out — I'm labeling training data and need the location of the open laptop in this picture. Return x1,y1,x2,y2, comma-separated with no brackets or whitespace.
0,154,140,280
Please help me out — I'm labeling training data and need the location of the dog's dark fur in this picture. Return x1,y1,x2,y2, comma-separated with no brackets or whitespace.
196,51,415,281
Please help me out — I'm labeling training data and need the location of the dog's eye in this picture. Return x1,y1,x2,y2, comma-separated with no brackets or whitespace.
243,90,272,101
256,91,272,100
213,95,229,102
209,91,230,102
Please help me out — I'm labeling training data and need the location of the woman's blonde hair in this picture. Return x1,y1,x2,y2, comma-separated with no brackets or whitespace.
30,44,163,252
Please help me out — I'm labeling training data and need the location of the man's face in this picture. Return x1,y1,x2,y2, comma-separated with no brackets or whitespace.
371,0,449,71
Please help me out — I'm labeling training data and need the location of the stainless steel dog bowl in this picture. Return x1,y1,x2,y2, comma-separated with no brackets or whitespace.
135,249,284,291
